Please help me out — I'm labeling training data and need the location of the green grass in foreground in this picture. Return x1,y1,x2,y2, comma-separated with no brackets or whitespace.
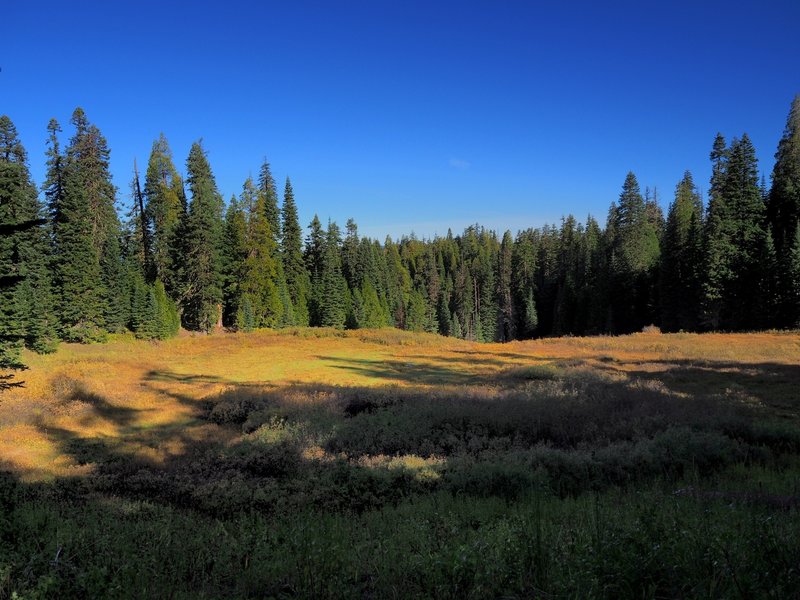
1,331,799,598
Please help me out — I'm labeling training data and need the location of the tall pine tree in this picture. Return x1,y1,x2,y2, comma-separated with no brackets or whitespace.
183,141,224,332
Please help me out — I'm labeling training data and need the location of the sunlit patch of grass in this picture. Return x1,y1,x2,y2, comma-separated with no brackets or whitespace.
1,328,799,482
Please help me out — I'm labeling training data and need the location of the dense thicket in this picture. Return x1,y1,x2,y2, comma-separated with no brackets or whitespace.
2,97,800,377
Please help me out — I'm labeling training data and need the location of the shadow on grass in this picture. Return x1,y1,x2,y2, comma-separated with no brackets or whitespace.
3,357,800,598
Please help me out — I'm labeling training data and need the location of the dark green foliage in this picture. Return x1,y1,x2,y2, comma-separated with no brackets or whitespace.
0,116,57,387
7,97,800,346
607,172,661,333
258,159,281,244
703,135,769,329
317,221,348,328
236,294,256,332
143,134,184,291
768,95,800,254
789,224,800,327
129,275,179,339
183,142,224,332
660,172,703,331
47,113,110,342
281,178,310,325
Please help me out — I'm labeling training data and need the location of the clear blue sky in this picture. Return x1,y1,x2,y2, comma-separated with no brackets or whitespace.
3,1,799,239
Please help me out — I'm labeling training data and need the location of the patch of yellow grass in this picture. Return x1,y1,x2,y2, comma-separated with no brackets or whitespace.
1,328,798,480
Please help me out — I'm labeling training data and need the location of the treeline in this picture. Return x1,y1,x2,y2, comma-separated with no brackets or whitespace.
2,97,800,382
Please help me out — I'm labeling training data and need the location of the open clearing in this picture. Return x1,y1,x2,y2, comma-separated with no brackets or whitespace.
1,329,800,598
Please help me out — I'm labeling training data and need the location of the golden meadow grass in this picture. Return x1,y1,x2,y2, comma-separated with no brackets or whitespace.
2,328,798,481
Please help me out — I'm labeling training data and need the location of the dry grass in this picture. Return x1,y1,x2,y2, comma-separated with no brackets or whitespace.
1,328,798,481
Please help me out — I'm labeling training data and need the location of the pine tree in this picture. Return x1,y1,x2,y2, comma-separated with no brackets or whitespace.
318,220,347,328
768,95,800,254
703,135,767,329
0,116,57,353
258,159,281,244
304,215,325,325
660,171,703,331
607,172,661,332
1,116,58,388
221,194,248,326
67,109,127,332
281,178,310,325
46,116,107,341
239,178,284,327
496,230,515,341
144,134,184,291
183,141,224,332
787,224,800,327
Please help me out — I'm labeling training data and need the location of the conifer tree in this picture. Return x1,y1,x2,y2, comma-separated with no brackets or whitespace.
67,109,127,332
1,116,57,387
183,141,224,332
143,134,184,290
239,178,284,327
281,178,310,325
318,220,347,328
304,215,325,325
221,194,248,325
768,95,800,253
703,135,767,329
660,172,703,331
46,116,107,341
607,172,661,332
788,224,800,327
258,159,281,244
497,230,515,341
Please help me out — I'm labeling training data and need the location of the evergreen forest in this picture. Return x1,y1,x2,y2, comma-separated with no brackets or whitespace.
2,97,800,386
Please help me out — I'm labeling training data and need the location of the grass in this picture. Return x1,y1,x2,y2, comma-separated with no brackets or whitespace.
1,328,799,598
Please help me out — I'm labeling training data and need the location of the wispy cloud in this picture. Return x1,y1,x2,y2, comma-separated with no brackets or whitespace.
448,158,471,170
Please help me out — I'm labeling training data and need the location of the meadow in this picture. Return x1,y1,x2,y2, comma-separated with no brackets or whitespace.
1,328,799,598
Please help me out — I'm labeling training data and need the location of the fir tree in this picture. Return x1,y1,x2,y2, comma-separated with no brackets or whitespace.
318,220,347,328
304,215,325,325
143,134,184,291
768,95,800,254
239,178,284,327
660,172,703,331
496,230,515,340
221,194,248,326
0,116,57,354
46,116,107,341
183,141,224,332
281,178,309,325
1,117,57,387
607,172,661,332
788,224,800,327
258,159,281,244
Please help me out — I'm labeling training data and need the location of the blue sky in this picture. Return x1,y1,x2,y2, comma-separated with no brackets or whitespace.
3,1,799,239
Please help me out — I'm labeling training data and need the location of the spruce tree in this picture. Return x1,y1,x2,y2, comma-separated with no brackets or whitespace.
497,230,515,341
183,141,224,332
239,178,284,327
281,178,310,325
707,135,767,329
788,223,800,327
304,215,325,325
607,172,661,333
67,109,127,332
0,116,57,353
768,95,800,253
258,159,281,244
143,134,184,291
1,116,57,387
318,220,347,328
660,172,703,331
46,117,107,341
221,194,248,326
